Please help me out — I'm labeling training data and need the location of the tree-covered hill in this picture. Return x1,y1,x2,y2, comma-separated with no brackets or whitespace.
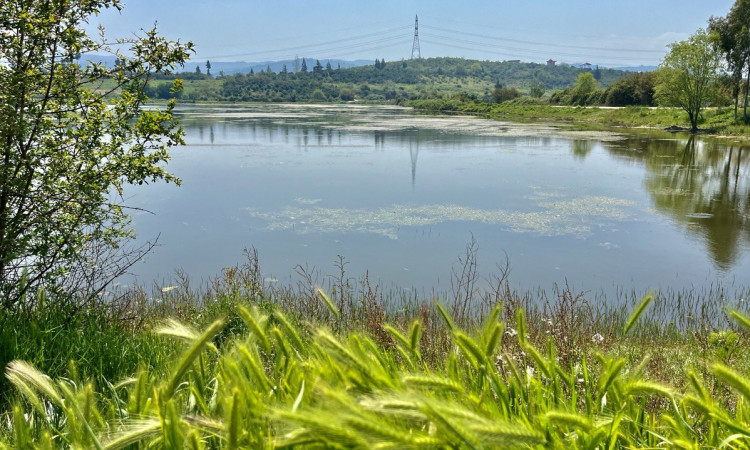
326,57,627,89
151,57,634,103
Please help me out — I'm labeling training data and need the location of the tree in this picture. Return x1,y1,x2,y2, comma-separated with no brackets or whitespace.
709,0,750,119
492,87,521,103
604,72,656,106
325,61,332,73
570,72,599,105
313,59,323,73
206,59,212,76
195,64,202,74
529,82,546,98
301,58,308,73
281,64,288,74
592,66,602,81
655,29,722,132
0,1,193,306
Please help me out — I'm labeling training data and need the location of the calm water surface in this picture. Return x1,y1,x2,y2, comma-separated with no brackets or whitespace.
126,104,750,296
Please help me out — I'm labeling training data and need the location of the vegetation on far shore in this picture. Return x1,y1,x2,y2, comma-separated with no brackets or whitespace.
405,96,750,137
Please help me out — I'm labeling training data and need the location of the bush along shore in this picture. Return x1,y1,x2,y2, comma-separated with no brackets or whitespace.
2,253,750,448
405,96,750,138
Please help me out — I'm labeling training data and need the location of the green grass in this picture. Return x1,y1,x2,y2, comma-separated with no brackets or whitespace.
2,290,750,448
2,253,750,447
407,97,750,138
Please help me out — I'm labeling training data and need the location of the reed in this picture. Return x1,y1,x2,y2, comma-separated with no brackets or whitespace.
2,296,750,448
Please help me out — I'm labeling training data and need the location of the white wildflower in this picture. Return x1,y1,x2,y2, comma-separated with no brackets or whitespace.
505,328,518,337
161,286,177,293
592,333,604,344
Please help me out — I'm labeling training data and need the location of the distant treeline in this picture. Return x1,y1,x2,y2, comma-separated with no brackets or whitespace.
146,57,638,104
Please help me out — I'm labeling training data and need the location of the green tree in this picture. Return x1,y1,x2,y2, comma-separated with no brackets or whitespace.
206,60,212,76
529,82,546,98
301,58,308,73
570,72,599,105
313,59,323,73
325,61,332,73
655,29,722,132
492,87,521,103
708,0,750,119
0,0,193,306
592,66,602,81
604,72,656,106
195,64,201,74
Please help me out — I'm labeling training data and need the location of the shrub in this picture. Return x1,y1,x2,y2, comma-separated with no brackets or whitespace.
339,88,355,101
492,87,522,103
604,72,656,106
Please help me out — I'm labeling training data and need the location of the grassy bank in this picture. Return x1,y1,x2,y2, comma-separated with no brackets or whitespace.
407,97,750,138
2,253,750,447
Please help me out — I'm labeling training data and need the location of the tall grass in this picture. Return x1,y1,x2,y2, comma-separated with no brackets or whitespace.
2,294,750,448
2,251,750,447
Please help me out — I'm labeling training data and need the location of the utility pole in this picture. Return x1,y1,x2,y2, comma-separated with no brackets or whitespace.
411,15,421,59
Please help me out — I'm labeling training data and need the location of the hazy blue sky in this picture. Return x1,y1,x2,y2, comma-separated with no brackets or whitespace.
90,1,735,66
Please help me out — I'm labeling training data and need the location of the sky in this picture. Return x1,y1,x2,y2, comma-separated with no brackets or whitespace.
89,0,736,67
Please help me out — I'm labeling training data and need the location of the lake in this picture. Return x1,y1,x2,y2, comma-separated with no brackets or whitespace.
126,104,750,297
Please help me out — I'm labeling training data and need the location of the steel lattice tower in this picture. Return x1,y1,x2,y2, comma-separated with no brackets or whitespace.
411,15,421,59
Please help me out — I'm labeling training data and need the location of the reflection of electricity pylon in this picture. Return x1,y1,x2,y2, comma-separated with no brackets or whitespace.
409,138,419,186
411,15,421,59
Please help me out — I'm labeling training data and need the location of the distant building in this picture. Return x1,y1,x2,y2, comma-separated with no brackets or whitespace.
581,62,592,70
546,59,556,67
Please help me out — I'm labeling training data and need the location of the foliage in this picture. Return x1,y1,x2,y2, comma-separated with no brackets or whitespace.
655,29,722,131
708,0,750,118
491,86,521,103
570,72,600,105
603,72,656,106
406,96,750,135
2,287,750,448
529,82,546,98
0,0,193,306
171,57,633,104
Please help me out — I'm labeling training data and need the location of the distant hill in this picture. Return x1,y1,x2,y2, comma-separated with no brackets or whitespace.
608,65,658,72
205,59,373,75
321,57,631,90
79,54,372,75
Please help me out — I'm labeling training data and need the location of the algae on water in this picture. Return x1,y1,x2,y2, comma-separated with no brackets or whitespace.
247,195,636,240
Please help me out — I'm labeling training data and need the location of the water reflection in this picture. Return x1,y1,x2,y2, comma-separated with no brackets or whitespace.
570,140,594,160
410,138,419,187
603,135,750,269
162,105,750,291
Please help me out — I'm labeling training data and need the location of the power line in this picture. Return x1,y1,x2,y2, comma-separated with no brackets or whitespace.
200,25,412,60
421,32,662,62
421,24,665,54
419,39,658,66
419,13,667,46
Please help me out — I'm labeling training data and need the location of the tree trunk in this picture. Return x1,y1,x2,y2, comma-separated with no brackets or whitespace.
735,79,740,119
744,68,750,121
689,111,698,133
